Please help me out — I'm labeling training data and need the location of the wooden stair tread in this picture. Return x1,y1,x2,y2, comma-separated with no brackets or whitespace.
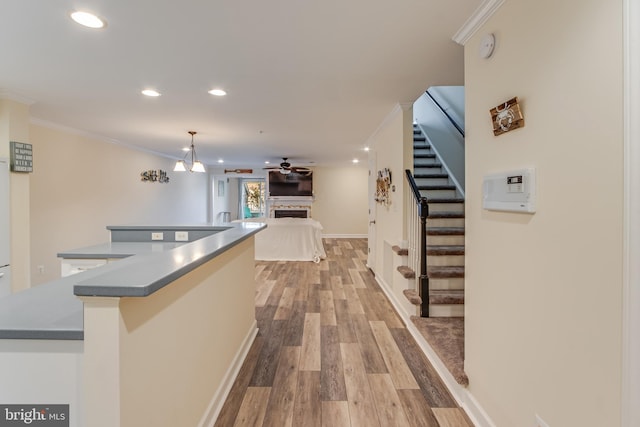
417,184,456,191
425,197,464,203
428,211,465,219
426,227,465,236
429,290,464,305
403,289,422,306
397,265,415,279
427,266,465,278
413,173,448,179
391,245,408,256
414,153,436,158
413,144,431,149
427,245,465,255
414,163,443,169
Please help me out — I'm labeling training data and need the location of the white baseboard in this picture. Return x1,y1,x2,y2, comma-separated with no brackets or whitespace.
198,321,259,427
322,234,368,238
374,275,496,427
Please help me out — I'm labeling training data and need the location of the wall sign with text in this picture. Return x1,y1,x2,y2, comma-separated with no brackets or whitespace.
140,169,170,183
10,141,33,173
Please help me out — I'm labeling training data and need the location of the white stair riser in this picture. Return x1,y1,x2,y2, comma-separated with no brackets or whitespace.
419,189,458,199
414,167,443,175
427,217,465,228
414,177,450,186
427,254,464,266
413,149,433,155
414,158,440,166
427,235,465,246
429,277,465,291
429,305,465,317
428,203,464,213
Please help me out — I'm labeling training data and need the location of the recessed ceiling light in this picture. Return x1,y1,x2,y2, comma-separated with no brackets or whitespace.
364,146,370,152
70,11,106,29
218,159,224,164
208,89,227,96
141,89,161,97
182,147,191,152
264,161,270,164
352,159,359,164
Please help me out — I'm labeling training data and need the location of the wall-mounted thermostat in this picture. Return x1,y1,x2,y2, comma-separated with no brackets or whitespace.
482,168,536,213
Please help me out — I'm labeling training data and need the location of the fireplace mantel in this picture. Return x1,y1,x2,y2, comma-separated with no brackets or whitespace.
268,196,313,218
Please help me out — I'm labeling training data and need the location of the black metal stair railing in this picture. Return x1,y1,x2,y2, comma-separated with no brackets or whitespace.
405,169,430,317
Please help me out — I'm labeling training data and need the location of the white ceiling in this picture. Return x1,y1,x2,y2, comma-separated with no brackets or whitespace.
0,0,478,169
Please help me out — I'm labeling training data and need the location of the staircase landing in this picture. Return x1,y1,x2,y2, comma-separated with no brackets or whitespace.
411,316,467,386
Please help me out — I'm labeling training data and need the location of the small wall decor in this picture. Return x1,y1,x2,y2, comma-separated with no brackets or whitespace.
490,97,524,136
224,168,253,174
375,168,392,206
10,141,33,173
140,169,170,183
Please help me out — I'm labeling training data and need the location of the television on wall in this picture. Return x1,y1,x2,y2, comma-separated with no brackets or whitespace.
268,170,313,197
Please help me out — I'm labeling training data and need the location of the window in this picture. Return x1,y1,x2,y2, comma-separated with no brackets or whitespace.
241,180,265,218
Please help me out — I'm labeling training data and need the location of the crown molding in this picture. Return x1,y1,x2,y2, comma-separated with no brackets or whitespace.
0,91,36,105
452,0,506,46
30,117,180,161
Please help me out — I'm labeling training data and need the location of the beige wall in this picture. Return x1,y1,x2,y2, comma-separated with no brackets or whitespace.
367,104,414,310
312,166,368,236
82,237,256,426
0,99,31,293
29,124,208,285
464,1,623,426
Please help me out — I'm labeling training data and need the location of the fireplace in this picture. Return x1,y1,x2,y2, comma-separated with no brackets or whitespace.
274,209,308,219
268,197,313,218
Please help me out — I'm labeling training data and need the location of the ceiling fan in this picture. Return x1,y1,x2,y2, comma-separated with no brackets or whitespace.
264,158,311,175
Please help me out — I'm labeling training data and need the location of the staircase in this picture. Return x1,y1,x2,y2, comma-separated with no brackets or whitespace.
401,124,465,317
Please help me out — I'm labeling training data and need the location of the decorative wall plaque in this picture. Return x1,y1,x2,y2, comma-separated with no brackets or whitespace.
10,141,33,173
140,169,169,183
375,168,392,206
490,97,524,136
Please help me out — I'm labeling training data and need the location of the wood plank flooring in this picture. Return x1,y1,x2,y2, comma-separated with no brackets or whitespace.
214,238,473,427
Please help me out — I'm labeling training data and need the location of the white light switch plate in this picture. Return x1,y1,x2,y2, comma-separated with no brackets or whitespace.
175,231,189,241
151,232,164,241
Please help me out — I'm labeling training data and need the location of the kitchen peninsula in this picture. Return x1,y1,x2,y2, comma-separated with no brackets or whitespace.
0,222,266,427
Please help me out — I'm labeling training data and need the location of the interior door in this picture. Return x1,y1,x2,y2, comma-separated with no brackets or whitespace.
367,151,377,269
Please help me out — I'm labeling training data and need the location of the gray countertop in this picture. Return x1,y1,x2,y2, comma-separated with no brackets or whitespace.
0,222,266,340
57,241,185,259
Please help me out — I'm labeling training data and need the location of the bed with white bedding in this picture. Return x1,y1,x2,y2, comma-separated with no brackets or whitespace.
235,217,326,262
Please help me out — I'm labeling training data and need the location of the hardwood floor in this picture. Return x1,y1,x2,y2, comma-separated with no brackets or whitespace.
214,238,473,427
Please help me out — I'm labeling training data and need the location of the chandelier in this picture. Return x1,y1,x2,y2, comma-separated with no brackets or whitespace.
174,131,205,173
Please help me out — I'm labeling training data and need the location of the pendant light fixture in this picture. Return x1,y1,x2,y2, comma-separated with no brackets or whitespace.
174,131,206,173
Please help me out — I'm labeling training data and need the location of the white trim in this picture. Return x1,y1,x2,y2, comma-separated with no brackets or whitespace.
29,117,182,161
452,0,506,46
374,275,496,427
198,321,258,427
622,0,640,425
366,102,412,147
0,92,36,105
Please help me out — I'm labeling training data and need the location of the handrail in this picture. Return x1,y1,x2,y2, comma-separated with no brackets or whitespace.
426,89,465,137
405,169,424,204
405,169,430,317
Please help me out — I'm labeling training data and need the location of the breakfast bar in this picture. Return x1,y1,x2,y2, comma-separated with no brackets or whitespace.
0,222,266,427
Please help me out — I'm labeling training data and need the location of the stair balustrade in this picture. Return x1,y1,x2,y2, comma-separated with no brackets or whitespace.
405,169,430,317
